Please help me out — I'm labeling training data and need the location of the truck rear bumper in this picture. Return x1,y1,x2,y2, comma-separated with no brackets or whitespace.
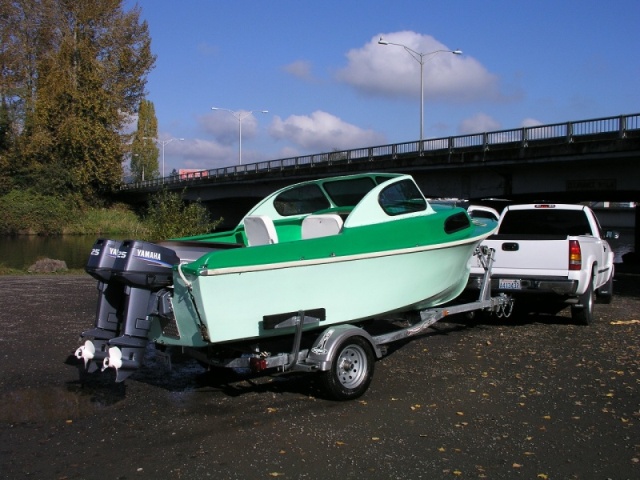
466,275,578,296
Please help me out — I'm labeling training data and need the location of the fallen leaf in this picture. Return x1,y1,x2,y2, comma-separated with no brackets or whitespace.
537,474,549,479
268,473,284,477
456,411,464,416
267,407,278,413
513,463,522,468
371,437,380,441
335,441,346,446
610,320,640,325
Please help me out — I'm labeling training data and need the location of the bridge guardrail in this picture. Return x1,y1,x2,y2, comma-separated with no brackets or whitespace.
121,113,640,191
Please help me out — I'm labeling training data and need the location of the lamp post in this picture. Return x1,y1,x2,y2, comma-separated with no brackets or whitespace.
211,107,268,164
143,137,184,181
378,37,461,140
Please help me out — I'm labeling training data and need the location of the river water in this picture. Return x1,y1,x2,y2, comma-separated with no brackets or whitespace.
0,227,636,270
0,235,101,270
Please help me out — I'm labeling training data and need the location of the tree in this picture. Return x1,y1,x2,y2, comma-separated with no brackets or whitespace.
130,99,159,182
0,0,156,200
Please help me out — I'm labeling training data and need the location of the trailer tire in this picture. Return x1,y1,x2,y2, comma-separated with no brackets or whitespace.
571,272,594,326
319,336,374,401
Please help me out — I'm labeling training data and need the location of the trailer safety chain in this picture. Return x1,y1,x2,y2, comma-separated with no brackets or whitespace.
178,263,211,342
495,295,514,319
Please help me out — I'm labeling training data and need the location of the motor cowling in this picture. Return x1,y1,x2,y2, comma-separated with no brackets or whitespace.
77,239,125,372
105,240,181,381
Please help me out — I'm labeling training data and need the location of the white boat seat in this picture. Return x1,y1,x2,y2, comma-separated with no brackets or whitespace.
244,216,278,246
302,214,344,239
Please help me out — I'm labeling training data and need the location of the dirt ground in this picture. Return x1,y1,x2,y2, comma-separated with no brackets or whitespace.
0,273,638,479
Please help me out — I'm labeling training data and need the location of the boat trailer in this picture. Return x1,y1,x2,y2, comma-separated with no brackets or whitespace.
75,242,512,400
183,245,512,400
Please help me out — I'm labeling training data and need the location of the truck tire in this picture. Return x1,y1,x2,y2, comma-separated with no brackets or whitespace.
571,272,594,325
319,336,374,401
596,266,614,304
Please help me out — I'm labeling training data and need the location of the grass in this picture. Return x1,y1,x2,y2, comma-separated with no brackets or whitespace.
63,204,152,237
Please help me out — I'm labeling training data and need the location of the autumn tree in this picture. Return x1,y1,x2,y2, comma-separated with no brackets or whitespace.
0,0,155,201
130,99,159,182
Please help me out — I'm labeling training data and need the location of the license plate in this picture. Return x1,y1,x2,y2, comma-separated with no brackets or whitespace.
499,279,521,290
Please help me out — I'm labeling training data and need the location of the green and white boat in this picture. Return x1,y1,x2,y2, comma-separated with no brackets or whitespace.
76,173,497,384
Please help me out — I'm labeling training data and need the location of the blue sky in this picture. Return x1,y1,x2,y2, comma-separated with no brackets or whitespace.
125,0,640,174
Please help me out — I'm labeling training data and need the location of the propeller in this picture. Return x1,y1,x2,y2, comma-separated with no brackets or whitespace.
74,340,96,368
102,346,123,371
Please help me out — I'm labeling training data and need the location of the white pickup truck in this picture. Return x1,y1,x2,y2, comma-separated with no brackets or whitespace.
467,203,616,324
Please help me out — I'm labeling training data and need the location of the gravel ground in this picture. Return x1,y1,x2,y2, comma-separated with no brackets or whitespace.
0,273,638,480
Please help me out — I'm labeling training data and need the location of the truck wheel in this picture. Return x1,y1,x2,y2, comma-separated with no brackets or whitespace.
571,273,594,325
319,336,374,401
596,266,614,304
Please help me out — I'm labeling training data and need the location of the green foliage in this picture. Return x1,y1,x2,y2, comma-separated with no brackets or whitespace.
130,100,159,182
65,203,151,237
0,187,222,239
144,189,221,240
0,189,74,234
1,0,156,202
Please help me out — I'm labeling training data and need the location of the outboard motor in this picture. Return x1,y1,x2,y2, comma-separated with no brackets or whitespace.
102,240,180,381
76,239,124,372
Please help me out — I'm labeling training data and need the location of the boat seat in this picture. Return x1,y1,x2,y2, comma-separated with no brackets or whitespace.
244,216,278,246
302,214,344,240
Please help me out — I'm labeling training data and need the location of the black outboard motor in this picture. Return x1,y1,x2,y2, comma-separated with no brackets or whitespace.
75,239,124,372
102,240,180,382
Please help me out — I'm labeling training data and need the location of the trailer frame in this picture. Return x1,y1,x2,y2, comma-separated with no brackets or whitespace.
179,246,512,400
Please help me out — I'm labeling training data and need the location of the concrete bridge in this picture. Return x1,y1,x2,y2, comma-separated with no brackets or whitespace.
119,113,640,232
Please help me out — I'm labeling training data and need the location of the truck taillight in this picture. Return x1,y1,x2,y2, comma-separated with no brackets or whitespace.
569,240,581,271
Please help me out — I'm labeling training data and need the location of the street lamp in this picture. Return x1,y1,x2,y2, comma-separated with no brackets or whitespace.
143,137,184,181
378,37,462,140
211,107,269,164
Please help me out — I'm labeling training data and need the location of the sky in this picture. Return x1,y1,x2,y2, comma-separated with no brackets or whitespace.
124,0,640,175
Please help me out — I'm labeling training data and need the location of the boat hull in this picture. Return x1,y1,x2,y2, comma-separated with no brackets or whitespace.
160,235,483,346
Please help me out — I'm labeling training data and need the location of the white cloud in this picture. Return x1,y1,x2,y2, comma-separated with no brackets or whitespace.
458,113,501,134
198,110,263,146
269,110,386,152
283,60,314,81
521,117,543,127
336,31,506,103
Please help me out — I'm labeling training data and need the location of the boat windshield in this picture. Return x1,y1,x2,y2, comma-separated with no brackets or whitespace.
378,179,427,216
323,177,377,207
272,176,388,216
273,184,330,216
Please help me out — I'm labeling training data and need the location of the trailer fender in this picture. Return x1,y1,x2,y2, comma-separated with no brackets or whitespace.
305,325,383,371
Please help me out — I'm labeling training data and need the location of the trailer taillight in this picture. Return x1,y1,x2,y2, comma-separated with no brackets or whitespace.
250,357,268,372
569,240,582,271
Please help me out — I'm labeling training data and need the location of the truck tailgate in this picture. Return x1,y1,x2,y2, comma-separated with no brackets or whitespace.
474,237,569,272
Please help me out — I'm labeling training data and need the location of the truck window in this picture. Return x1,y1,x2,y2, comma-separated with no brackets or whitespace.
500,210,592,236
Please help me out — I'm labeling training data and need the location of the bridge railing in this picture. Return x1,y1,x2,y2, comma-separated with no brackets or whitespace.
121,112,640,191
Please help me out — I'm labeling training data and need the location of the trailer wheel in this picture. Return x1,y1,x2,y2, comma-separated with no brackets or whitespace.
571,272,594,325
319,336,374,401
